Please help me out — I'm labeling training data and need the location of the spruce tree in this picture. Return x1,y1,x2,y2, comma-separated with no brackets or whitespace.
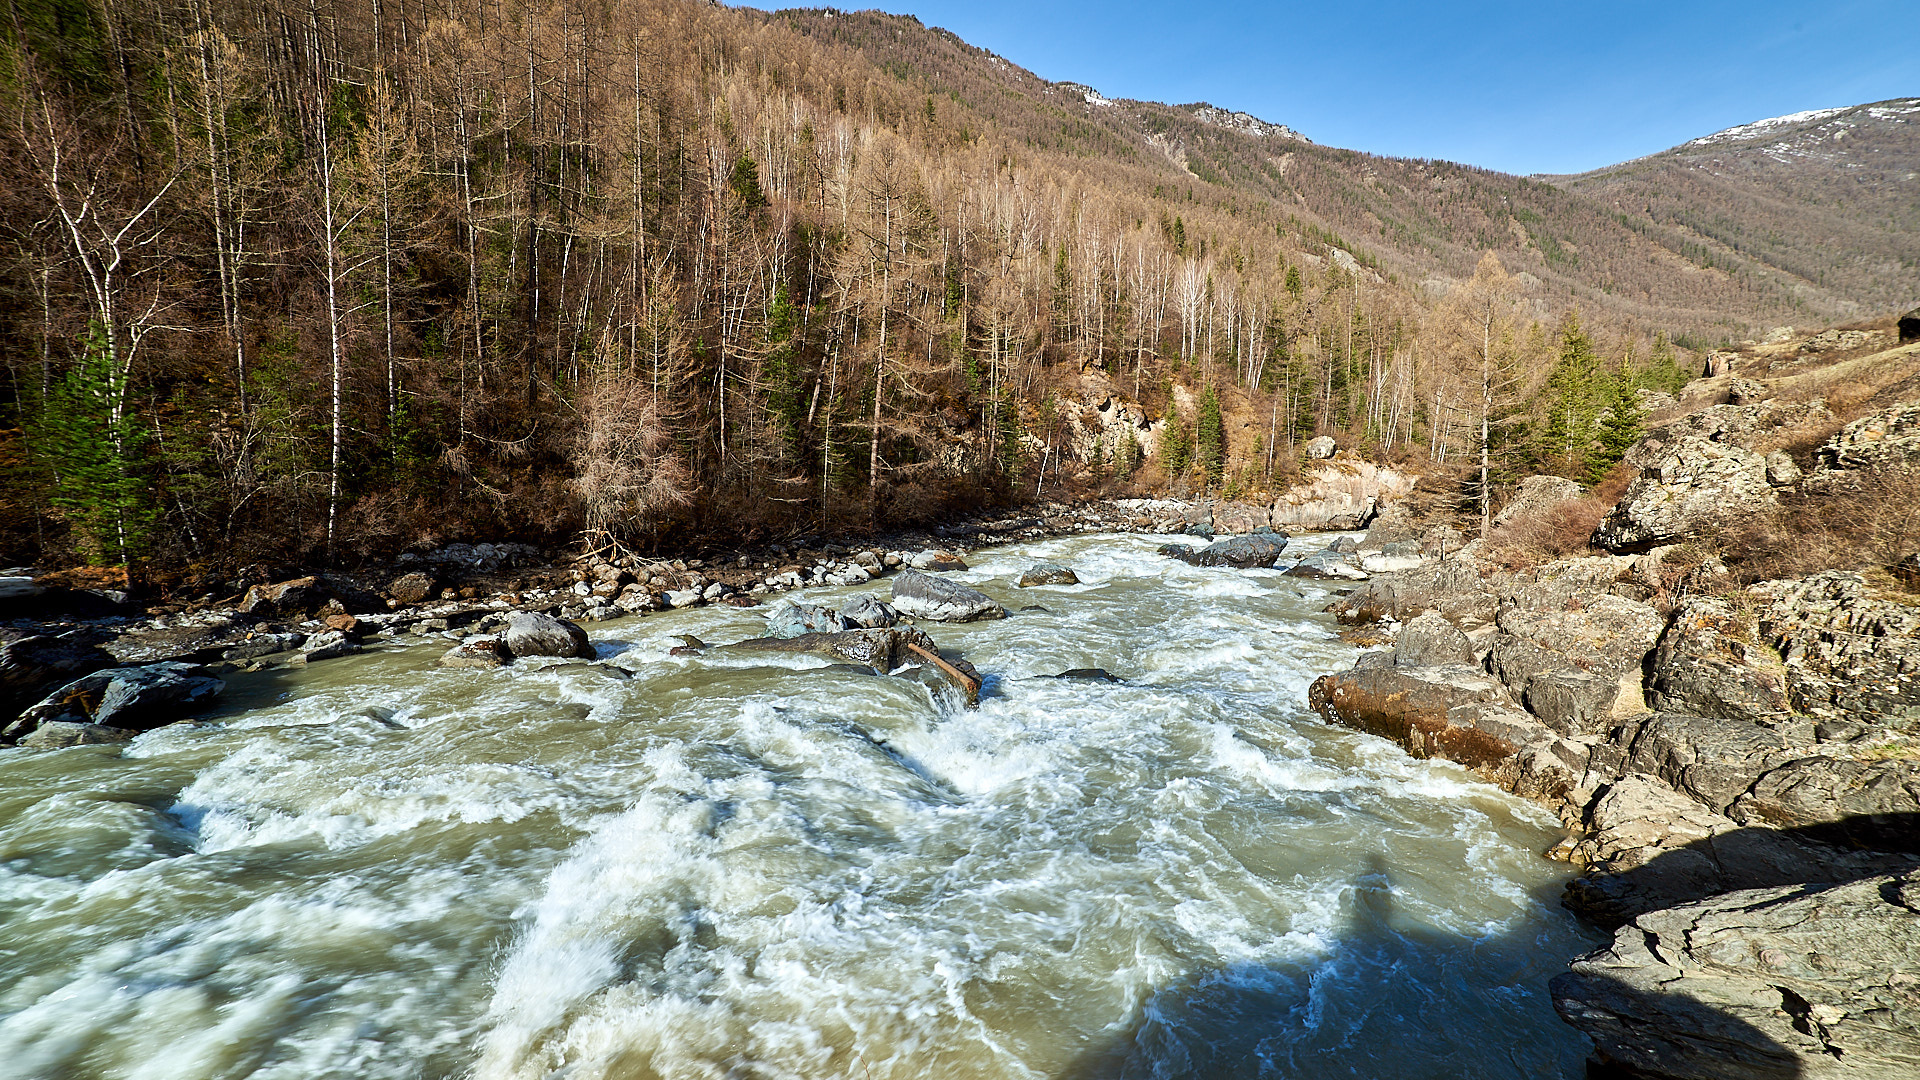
1159,408,1192,481
1541,312,1601,476
1586,359,1646,485
37,321,154,565
1195,385,1226,489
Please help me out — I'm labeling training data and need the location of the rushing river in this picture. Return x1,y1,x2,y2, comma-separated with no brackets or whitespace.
0,533,1601,1079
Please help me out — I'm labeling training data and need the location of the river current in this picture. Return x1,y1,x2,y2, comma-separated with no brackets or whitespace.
0,533,1600,1079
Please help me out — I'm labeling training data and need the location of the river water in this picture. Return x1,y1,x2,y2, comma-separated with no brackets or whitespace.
0,533,1600,1079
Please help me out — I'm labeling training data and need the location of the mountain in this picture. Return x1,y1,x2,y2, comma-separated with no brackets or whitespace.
1554,100,1920,322
768,8,1919,336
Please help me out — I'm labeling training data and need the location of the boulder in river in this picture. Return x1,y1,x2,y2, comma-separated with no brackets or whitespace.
1017,564,1080,587
910,549,969,572
1552,870,1920,1080
386,571,438,606
890,570,1006,622
439,638,511,669
237,575,329,618
501,612,595,660
3,661,224,744
838,596,900,628
2,632,113,721
1284,548,1367,579
764,601,853,638
1161,533,1289,569
17,720,139,748
725,626,983,706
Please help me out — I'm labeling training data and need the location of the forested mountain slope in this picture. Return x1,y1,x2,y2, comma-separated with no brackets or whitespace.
0,0,1907,579
1554,100,1920,320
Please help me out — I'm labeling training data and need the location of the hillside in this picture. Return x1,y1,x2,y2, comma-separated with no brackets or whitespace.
1556,100,1920,323
0,0,1911,582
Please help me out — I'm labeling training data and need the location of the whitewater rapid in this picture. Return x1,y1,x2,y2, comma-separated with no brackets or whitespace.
0,533,1599,1078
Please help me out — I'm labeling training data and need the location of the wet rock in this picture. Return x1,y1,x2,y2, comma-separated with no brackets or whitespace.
1162,533,1290,569
765,601,853,638
1595,436,1778,553
839,596,900,629
439,638,511,669
890,570,1006,622
663,589,704,609
1553,870,1920,1080
299,630,359,663
726,626,982,706
16,720,139,748
1284,548,1367,580
1646,597,1791,722
1,633,113,720
1054,668,1120,682
1017,564,1080,587
386,571,437,606
1392,612,1476,667
3,661,223,743
501,612,595,660
910,549,969,572
1486,595,1663,736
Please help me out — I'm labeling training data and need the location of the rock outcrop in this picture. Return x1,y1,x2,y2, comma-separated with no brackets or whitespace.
1595,437,1778,553
1271,459,1415,531
1485,595,1663,736
1553,871,1920,1080
1814,401,1920,471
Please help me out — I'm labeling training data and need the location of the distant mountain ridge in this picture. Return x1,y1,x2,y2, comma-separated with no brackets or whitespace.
770,7,1918,335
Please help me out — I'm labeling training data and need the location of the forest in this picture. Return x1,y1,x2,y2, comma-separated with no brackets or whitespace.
0,0,1700,581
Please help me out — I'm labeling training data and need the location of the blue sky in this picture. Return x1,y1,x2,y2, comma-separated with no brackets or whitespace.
759,0,1915,175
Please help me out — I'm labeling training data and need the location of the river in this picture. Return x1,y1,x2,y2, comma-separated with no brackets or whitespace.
0,532,1600,1079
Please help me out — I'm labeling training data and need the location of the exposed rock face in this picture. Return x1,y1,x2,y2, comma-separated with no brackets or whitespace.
1729,756,1920,851
889,570,1006,622
1017,564,1080,587
1552,871,1920,1080
1304,435,1337,459
1209,502,1271,535
1625,399,1834,468
1486,596,1663,736
1392,612,1476,667
501,612,595,659
1161,533,1290,569
1493,475,1584,528
386,571,438,605
1753,571,1920,721
1328,553,1499,627
1595,437,1778,553
3,661,223,743
1622,713,1798,814
1271,460,1414,531
1646,597,1790,722
1815,401,1920,470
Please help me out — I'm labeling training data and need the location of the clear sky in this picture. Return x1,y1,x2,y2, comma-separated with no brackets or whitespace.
754,0,1916,175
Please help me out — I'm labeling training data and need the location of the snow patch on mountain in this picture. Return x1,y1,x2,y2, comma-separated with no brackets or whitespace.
1688,106,1852,146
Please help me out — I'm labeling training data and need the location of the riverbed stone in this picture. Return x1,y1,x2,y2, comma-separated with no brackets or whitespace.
501,612,595,659
237,576,329,618
1284,548,1368,579
16,720,139,748
1017,564,1080,587
439,638,511,669
839,596,900,629
889,570,1005,622
386,571,438,606
765,601,852,638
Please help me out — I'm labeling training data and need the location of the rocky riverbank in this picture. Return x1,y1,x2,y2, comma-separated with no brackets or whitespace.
1303,390,1920,1078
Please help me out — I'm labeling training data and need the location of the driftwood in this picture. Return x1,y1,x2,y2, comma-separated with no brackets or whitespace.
724,627,982,707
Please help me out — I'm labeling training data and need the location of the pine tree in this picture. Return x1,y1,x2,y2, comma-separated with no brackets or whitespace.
36,321,154,565
1195,384,1225,489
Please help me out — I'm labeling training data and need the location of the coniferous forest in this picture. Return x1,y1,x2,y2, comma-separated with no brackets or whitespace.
0,0,1819,580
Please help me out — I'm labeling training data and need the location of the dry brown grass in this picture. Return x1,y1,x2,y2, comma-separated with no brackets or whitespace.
1482,465,1635,570
1707,466,1920,586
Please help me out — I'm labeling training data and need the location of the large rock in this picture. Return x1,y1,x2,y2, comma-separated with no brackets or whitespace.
1493,475,1584,528
1016,564,1080,587
1625,399,1835,468
1309,664,1586,807
889,570,1006,622
1730,756,1920,851
1392,612,1476,667
1752,571,1920,721
237,576,329,618
1646,597,1790,722
439,638,512,669
1,633,113,721
764,601,853,638
17,721,139,748
1271,460,1415,531
1814,401,1920,471
1160,533,1290,569
386,571,438,606
2,661,223,743
1328,553,1499,628
1621,713,1799,814
1486,595,1663,735
725,626,983,706
1594,437,1778,553
1552,871,1920,1079
501,612,595,659
838,596,900,629
1284,548,1368,580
